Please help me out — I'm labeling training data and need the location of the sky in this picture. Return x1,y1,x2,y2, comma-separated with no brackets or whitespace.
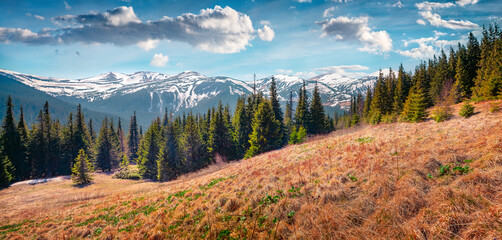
0,0,500,81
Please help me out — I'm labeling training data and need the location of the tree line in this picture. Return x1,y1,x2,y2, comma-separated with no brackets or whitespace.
0,77,334,187
336,25,501,128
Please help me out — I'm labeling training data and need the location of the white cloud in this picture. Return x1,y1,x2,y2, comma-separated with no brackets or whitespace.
415,1,455,11
317,16,393,54
397,44,436,59
392,1,404,8
34,15,45,20
417,19,426,25
150,53,169,67
137,39,159,51
323,7,336,18
295,0,312,2
433,30,447,36
276,69,294,74
258,25,275,41
105,6,141,26
419,11,479,29
294,71,317,79
64,1,71,10
1,5,266,54
260,20,271,25
456,0,479,7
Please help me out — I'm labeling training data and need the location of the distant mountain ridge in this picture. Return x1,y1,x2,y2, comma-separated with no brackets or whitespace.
0,68,385,126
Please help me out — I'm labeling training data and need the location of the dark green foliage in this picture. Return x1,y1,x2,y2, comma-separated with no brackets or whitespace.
71,149,93,185
128,112,139,160
232,97,251,158
157,122,179,182
138,118,161,180
294,81,310,132
209,101,235,161
95,118,120,171
459,102,475,118
180,114,209,171
0,97,24,181
246,100,282,158
310,83,328,134
0,156,14,188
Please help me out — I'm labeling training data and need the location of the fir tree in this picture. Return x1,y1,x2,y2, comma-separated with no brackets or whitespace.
180,114,209,171
294,81,310,130
269,77,285,145
138,118,161,180
0,155,14,188
0,97,22,181
95,118,119,171
393,64,410,113
88,119,96,143
71,149,93,185
232,97,251,158
73,105,89,157
310,83,327,134
128,111,139,160
401,89,427,123
245,100,282,158
157,122,179,182
209,101,234,160
17,107,30,179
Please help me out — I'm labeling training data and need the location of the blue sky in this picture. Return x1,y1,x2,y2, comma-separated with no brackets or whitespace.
0,0,500,80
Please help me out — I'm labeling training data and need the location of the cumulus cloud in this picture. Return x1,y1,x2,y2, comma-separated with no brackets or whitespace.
323,7,336,18
0,5,269,53
418,11,479,29
317,16,392,54
415,1,479,30
456,0,479,7
150,53,169,67
137,39,159,51
257,25,275,41
397,34,468,59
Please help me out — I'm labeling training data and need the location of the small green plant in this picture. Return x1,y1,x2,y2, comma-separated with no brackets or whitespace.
459,102,475,118
452,166,472,174
347,173,358,182
355,137,374,144
438,165,450,176
217,229,230,240
113,169,141,180
287,211,296,218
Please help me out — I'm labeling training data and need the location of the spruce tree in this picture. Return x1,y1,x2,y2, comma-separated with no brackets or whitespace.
157,122,179,182
0,155,13,188
209,101,234,160
294,81,310,130
180,114,209,171
0,97,22,181
138,118,161,180
71,149,93,185
393,64,410,114
128,111,139,160
95,118,118,171
232,97,251,158
310,83,327,134
269,77,285,146
88,119,96,144
245,100,282,158
73,105,89,157
401,89,427,123
17,107,30,179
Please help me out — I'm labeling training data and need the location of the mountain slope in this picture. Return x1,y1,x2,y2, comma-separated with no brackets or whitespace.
0,74,116,127
1,69,379,126
1,100,500,239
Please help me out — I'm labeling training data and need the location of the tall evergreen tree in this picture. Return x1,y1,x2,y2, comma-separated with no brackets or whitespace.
73,105,89,157
0,155,13,188
245,100,282,158
157,121,179,182
137,118,161,180
232,97,251,158
0,97,22,181
95,118,119,171
88,119,96,143
17,107,30,179
294,81,310,130
209,101,234,160
180,114,209,171
393,64,410,113
310,83,327,134
401,88,427,123
128,111,139,160
71,149,93,185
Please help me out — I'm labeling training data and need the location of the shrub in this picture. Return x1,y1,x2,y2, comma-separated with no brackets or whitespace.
459,102,475,118
289,126,307,145
431,105,453,122
113,168,141,180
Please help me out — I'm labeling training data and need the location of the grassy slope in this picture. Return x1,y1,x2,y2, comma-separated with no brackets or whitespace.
0,100,501,239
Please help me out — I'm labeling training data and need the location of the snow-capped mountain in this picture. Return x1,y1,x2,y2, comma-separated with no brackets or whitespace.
0,68,381,126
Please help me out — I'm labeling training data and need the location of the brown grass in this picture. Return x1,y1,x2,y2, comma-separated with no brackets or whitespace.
0,100,501,239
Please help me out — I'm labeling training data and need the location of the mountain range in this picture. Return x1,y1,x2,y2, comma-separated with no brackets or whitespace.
0,68,386,127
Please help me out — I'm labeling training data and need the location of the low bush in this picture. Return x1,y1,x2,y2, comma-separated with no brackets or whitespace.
459,102,475,118
113,168,141,180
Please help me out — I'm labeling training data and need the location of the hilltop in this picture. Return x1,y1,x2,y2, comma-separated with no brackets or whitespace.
0,100,501,239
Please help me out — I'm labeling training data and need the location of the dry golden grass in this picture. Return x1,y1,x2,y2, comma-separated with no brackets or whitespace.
0,100,501,239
